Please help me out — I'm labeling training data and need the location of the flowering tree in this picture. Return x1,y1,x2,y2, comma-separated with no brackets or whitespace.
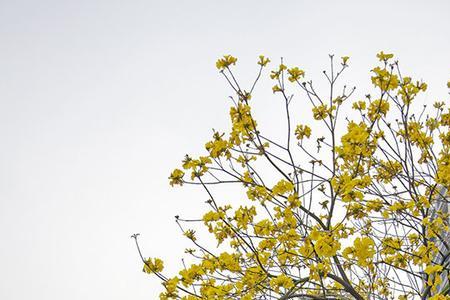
134,52,450,299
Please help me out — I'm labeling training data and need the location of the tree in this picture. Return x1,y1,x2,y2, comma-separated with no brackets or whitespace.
133,52,450,299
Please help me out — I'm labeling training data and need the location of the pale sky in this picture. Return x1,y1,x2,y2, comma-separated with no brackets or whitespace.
1,0,449,299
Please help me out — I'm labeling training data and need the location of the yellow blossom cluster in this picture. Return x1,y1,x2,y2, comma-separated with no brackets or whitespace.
145,52,450,299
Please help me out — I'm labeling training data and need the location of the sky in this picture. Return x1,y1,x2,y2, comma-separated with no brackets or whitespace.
0,0,449,299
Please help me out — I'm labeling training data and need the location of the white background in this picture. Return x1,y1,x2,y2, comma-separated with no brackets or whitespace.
1,0,449,299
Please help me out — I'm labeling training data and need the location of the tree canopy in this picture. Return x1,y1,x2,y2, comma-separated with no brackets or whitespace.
134,52,450,300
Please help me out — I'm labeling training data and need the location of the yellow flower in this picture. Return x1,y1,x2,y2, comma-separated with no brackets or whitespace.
312,104,330,120
381,237,402,255
163,276,179,294
254,219,274,236
205,131,230,158
397,78,427,104
376,51,394,61
233,206,256,230
287,67,305,82
202,210,222,223
218,252,241,272
309,228,341,257
169,169,184,186
294,124,311,140
424,264,443,275
216,55,237,70
368,99,390,121
341,56,350,65
270,64,287,80
246,185,271,203
343,237,376,267
270,274,294,292
375,160,402,183
371,66,399,91
425,265,444,291
229,103,257,145
143,257,164,273
272,84,282,93
352,100,366,110
257,55,270,67
336,121,375,161
179,264,203,286
183,229,197,241
272,179,294,195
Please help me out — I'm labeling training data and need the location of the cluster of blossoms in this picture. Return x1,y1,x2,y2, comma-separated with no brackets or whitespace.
140,52,450,299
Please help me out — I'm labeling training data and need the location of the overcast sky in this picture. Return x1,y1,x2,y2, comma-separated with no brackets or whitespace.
1,0,449,299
